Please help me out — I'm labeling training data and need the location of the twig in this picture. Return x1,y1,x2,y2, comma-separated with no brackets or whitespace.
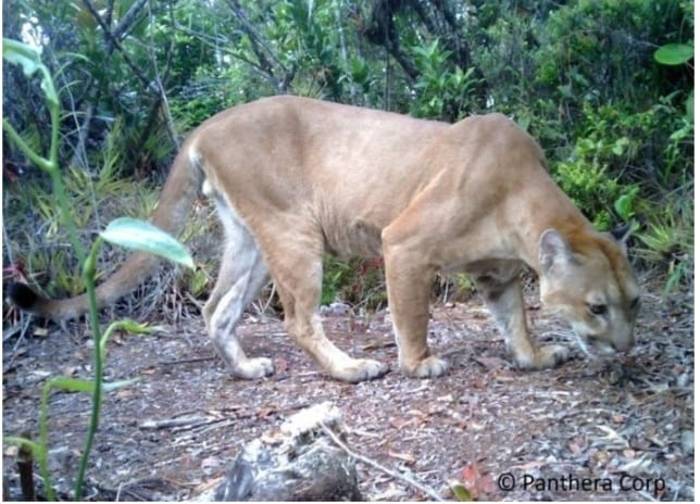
383,18,390,110
171,23,271,78
225,0,286,71
112,0,148,42
253,282,276,316
225,0,294,91
441,347,471,359
171,417,232,433
2,325,19,344
81,0,155,90
6,317,32,369
158,355,216,367
334,0,356,103
361,340,395,351
139,415,211,430
320,423,444,501
183,291,204,311
146,0,180,149
105,0,115,28
637,489,659,501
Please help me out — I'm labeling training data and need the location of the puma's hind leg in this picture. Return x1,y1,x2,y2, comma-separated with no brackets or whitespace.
203,239,245,326
203,201,273,380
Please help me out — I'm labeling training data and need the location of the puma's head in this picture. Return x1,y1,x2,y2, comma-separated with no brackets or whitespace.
537,228,640,355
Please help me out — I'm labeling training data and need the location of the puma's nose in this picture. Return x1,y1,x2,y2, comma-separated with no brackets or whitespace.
613,333,634,352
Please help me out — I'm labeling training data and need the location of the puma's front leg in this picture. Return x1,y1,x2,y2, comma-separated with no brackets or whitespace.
475,274,568,370
264,235,388,383
384,244,448,378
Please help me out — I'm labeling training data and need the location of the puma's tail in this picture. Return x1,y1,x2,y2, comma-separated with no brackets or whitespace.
8,144,204,320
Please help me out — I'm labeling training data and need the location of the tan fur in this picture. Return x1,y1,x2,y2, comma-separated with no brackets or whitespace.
15,96,639,382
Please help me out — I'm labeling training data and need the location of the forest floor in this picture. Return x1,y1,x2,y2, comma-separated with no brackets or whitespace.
2,282,694,501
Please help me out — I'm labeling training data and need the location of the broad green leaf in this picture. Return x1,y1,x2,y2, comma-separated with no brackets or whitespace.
516,115,532,131
3,39,41,75
451,483,473,501
56,51,91,63
46,376,138,393
3,38,59,107
614,186,639,221
100,319,152,360
654,43,693,65
686,90,693,121
102,378,139,392
47,377,94,393
558,84,573,98
108,319,153,335
4,436,43,458
612,137,629,156
670,122,692,141
100,217,195,269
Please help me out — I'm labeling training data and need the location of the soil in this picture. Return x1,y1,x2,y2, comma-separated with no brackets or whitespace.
2,284,694,501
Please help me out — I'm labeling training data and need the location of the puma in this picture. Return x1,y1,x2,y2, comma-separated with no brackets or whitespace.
10,96,640,382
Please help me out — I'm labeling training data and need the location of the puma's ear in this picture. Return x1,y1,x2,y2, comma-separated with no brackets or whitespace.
538,229,573,272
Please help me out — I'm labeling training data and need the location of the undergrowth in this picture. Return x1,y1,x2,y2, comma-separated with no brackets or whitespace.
3,122,214,325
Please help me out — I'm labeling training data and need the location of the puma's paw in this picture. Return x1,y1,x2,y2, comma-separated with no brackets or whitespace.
332,358,389,383
234,357,275,380
517,345,569,370
402,356,449,378
537,344,570,368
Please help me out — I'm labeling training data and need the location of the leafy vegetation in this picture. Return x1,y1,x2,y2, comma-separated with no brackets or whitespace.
3,38,194,500
3,0,694,311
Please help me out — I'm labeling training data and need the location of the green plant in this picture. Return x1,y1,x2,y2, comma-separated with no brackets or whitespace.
654,43,693,66
3,39,194,500
453,273,475,300
652,40,694,185
4,369,140,500
5,150,164,301
614,185,640,222
637,197,693,294
411,39,480,120
644,35,694,293
554,156,620,230
321,255,353,305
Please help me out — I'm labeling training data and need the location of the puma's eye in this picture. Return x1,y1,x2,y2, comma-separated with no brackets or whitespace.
630,297,640,309
588,303,608,316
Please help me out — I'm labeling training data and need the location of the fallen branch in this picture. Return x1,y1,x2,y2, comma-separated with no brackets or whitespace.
139,415,210,430
362,340,395,351
320,423,444,501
